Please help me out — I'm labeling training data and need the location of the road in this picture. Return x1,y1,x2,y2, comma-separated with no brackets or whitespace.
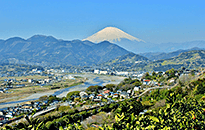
137,85,172,98
31,106,57,118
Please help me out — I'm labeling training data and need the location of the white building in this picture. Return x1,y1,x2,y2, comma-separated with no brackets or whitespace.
79,91,88,97
100,71,108,75
94,70,100,74
133,86,140,91
116,71,129,76
28,79,33,83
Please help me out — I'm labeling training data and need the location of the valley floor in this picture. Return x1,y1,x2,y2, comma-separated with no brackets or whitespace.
0,74,125,109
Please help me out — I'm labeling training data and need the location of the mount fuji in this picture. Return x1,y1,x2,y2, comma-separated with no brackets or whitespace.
83,27,152,53
83,27,205,53
83,27,144,43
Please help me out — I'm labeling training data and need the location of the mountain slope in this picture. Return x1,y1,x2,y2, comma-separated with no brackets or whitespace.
157,41,205,52
99,50,205,71
99,53,150,71
83,27,144,43
141,47,203,61
84,27,205,53
0,35,130,66
83,27,148,54
144,50,205,71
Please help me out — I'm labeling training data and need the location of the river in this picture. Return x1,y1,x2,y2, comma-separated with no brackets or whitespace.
0,74,125,110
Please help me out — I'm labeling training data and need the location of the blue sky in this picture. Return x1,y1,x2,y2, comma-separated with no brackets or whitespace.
0,0,204,43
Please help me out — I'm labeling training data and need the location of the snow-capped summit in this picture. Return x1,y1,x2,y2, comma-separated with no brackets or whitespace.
83,27,145,43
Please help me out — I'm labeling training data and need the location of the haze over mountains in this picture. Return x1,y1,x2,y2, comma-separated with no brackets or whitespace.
140,47,204,61
0,26,205,70
0,35,130,66
83,27,205,53
100,50,205,71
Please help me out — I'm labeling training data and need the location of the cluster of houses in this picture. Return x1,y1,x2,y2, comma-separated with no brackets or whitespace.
93,69,144,77
0,74,77,94
0,101,47,124
0,65,204,78
0,67,204,126
142,79,158,86
65,86,142,111
0,68,45,78
0,98,69,126
91,67,204,80
1,84,139,125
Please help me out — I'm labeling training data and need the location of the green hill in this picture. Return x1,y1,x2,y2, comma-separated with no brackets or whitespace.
145,50,205,71
99,53,150,71
0,36,130,66
100,50,205,71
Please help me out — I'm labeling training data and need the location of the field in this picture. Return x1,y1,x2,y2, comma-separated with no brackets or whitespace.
0,75,85,104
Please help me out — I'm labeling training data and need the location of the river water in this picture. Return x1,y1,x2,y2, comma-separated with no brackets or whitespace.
0,75,124,110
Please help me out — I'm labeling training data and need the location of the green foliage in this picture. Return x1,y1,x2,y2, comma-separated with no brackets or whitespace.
143,85,188,105
166,68,177,80
143,88,168,102
45,121,53,130
175,86,183,95
145,50,205,71
194,84,205,95
101,52,149,70
101,98,205,129
58,106,70,112
48,95,59,103
86,85,103,92
4,98,144,130
190,78,205,95
98,103,119,113
4,68,205,130
117,78,142,91
105,84,115,91
0,63,44,75
114,99,143,116
39,95,48,101
66,91,80,99
145,73,153,80
15,122,26,129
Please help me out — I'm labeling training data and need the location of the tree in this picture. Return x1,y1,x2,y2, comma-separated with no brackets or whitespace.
142,72,152,80
175,86,183,95
133,79,142,86
105,84,115,91
86,85,103,92
152,71,157,76
48,95,58,102
194,84,205,95
39,95,48,101
66,91,80,99
166,68,175,79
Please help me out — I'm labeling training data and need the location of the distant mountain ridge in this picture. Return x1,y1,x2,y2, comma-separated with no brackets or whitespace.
141,47,204,61
0,35,130,66
101,52,149,65
99,50,205,71
145,50,205,71
1,33,205,70
83,27,205,54
157,41,205,52
98,52,150,71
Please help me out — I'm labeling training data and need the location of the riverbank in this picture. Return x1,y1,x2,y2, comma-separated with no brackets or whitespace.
0,74,125,109
0,77,84,104
57,74,125,98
